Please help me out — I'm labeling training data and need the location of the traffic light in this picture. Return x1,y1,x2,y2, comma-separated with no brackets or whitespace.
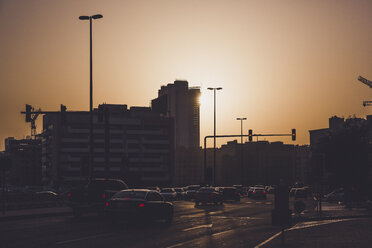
248,129,253,142
25,104,32,122
292,129,296,141
60,104,67,124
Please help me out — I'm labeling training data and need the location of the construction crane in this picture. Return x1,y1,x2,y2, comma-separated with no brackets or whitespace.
358,76,372,107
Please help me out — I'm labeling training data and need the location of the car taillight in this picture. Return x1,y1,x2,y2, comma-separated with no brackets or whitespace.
210,193,214,197
139,203,145,207
68,193,71,198
253,191,256,194
102,193,106,199
263,191,266,194
106,202,109,207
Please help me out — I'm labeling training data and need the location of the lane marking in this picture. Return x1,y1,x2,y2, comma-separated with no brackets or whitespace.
183,224,212,232
254,230,282,248
254,218,358,248
56,233,113,245
212,229,235,237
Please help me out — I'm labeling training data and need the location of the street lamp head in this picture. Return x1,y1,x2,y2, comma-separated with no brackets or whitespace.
216,87,223,90
79,16,90,20
207,87,213,90
92,14,103,19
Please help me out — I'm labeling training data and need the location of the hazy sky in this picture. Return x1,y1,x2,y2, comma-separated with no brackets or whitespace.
1,0,372,150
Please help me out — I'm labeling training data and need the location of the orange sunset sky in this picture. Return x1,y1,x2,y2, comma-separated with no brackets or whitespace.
1,0,372,150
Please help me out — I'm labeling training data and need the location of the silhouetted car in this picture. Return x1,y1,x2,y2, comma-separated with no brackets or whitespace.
221,187,240,201
184,185,201,200
250,187,267,199
233,185,247,196
195,187,223,205
67,178,128,217
105,189,173,224
35,191,62,206
294,188,308,200
160,188,177,201
174,187,186,200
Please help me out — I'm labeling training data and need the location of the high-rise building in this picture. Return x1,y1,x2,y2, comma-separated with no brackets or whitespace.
151,80,202,185
42,104,174,187
152,80,200,149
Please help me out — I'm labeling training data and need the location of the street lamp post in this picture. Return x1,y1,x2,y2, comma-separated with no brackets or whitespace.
79,14,103,179
207,87,222,185
236,117,246,184
236,118,247,144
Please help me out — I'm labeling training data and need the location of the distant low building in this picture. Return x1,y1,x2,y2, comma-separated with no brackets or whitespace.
42,104,174,188
4,137,42,186
211,140,297,186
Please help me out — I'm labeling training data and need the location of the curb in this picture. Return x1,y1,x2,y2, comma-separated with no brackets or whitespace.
293,214,372,223
0,210,72,222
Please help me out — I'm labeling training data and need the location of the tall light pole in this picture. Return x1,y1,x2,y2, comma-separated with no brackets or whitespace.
236,117,246,184
207,87,222,185
79,14,103,179
236,118,246,144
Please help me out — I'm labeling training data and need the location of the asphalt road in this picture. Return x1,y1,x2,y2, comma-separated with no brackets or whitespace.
0,195,284,248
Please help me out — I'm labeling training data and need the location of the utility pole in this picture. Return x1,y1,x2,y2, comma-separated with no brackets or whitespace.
207,87,222,185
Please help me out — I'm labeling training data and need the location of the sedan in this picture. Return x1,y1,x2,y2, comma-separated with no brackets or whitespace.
195,187,223,205
250,187,267,199
221,187,240,202
105,189,174,224
160,188,177,201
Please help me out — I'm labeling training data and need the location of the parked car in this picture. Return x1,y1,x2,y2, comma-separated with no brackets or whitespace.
250,187,267,199
66,178,128,217
220,187,240,202
160,188,177,201
195,187,223,205
35,191,62,206
105,189,173,224
184,185,201,200
174,187,186,200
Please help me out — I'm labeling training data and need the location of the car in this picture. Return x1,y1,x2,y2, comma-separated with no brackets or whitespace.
184,185,201,200
220,187,240,202
195,187,223,205
105,189,173,224
67,178,128,217
35,191,62,206
250,187,267,199
160,188,177,201
174,187,186,200
233,185,247,196
294,188,308,200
